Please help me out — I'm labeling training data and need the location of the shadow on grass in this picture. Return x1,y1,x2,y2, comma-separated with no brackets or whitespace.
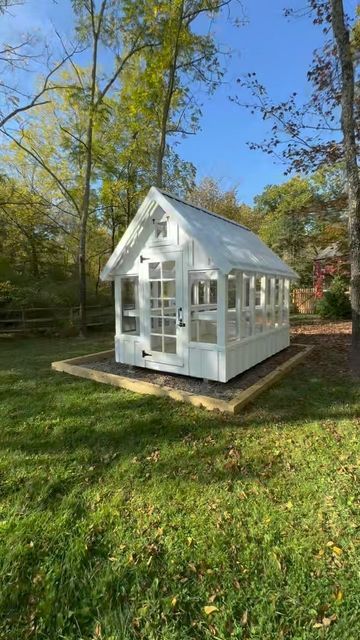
1,329,358,506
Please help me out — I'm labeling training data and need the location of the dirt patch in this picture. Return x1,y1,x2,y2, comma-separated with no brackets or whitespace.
290,320,351,378
83,344,306,401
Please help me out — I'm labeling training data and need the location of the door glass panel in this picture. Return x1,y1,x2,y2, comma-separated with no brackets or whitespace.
149,262,161,279
150,298,162,314
164,337,176,353
150,281,161,297
162,261,175,279
151,317,163,334
163,280,175,298
151,334,162,351
163,299,176,316
164,318,176,335
149,258,177,354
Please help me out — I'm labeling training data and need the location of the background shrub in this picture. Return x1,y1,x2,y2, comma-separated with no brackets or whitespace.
317,276,352,319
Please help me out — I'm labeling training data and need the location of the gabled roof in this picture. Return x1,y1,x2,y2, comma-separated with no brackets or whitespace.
101,186,299,280
315,242,347,261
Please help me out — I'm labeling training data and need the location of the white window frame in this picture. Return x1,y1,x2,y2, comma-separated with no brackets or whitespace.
118,274,140,336
189,269,218,346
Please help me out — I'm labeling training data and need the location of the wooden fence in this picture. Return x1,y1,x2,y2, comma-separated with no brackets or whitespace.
0,305,114,334
291,288,317,314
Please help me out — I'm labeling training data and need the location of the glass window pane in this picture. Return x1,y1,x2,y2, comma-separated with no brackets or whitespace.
150,299,162,315
228,276,236,309
151,334,162,351
244,275,250,308
190,271,218,344
150,281,161,298
163,299,176,316
255,307,264,333
121,276,139,335
227,314,237,341
266,277,271,305
151,317,163,334
198,281,206,305
241,309,252,338
255,277,262,307
191,320,217,344
283,279,289,325
209,281,217,304
164,318,176,335
162,260,175,279
163,280,175,298
266,309,272,327
164,337,176,353
275,278,280,305
121,278,137,309
149,262,161,279
122,316,137,334
155,221,167,239
227,274,239,342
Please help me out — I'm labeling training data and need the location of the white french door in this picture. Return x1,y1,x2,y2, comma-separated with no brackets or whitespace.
141,251,184,367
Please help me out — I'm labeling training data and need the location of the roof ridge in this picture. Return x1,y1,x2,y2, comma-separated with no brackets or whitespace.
157,188,251,232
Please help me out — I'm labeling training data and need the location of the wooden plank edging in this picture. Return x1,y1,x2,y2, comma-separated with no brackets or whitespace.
229,344,314,414
51,343,314,414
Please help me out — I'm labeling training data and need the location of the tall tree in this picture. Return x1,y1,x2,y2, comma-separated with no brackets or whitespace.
330,0,360,373
188,177,259,230
134,0,233,188
234,0,360,375
71,0,158,335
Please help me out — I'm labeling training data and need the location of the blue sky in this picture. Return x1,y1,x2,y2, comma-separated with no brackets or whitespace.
2,0,358,204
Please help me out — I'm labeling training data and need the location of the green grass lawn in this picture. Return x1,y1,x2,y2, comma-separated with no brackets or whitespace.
0,332,359,640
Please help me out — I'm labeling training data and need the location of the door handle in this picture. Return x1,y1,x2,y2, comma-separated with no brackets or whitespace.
177,307,185,327
142,350,152,357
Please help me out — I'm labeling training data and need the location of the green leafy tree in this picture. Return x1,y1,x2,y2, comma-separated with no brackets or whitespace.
188,177,259,231
125,0,234,188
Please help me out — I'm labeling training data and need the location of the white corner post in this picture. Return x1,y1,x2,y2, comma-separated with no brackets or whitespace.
236,271,242,340
217,271,228,347
270,276,275,328
249,273,255,335
260,275,266,331
114,277,121,336
284,278,290,325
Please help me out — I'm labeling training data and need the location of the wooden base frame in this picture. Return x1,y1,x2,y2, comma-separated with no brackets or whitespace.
51,344,314,414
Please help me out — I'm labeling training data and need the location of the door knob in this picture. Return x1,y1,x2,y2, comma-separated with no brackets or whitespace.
177,307,186,327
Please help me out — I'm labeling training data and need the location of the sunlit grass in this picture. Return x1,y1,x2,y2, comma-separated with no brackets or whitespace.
0,333,359,639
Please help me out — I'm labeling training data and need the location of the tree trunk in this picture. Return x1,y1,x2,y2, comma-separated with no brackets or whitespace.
111,206,116,301
155,1,184,189
78,1,101,337
78,114,94,337
330,0,360,376
78,213,88,336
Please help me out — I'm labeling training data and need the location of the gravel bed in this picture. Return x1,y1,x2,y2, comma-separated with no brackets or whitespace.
82,344,305,401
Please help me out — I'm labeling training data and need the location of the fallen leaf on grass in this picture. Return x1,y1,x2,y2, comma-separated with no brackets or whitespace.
204,606,219,615
241,610,248,625
313,614,337,628
334,589,343,602
332,546,342,556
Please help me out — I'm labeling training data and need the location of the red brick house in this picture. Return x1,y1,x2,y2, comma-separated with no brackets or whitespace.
313,242,350,298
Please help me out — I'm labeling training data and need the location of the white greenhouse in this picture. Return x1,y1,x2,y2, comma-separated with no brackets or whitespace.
101,187,298,382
